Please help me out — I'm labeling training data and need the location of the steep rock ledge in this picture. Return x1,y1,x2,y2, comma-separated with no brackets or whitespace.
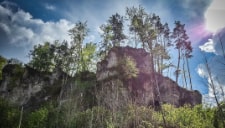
96,46,201,109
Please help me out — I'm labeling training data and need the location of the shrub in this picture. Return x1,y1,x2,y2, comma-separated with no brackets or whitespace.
0,98,20,128
24,107,49,128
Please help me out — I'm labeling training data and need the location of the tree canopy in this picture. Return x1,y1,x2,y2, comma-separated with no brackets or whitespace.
27,6,193,86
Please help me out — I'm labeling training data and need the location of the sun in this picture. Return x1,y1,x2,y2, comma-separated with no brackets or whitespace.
205,0,225,33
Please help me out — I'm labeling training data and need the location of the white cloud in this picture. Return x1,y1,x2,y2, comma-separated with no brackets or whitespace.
0,22,10,34
197,21,225,106
0,4,74,47
199,39,215,53
205,0,225,33
197,30,225,106
197,59,225,106
199,27,225,55
197,64,207,78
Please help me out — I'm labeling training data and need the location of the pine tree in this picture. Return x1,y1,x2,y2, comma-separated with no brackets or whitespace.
172,21,189,84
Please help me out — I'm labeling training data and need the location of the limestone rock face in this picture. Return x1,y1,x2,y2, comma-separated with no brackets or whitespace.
97,46,153,81
96,46,201,108
0,64,73,109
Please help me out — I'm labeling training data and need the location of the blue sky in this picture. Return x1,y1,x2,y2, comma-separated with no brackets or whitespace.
0,0,225,105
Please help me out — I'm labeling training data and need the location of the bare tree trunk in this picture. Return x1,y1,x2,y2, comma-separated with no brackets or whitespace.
18,106,23,128
154,74,167,128
182,57,188,88
175,49,181,83
204,57,220,105
135,32,137,48
149,41,155,73
204,56,225,127
186,57,192,90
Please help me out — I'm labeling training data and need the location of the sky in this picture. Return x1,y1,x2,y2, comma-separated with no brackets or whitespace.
0,0,225,106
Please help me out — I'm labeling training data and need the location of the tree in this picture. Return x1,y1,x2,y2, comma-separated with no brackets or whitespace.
152,21,171,74
126,6,156,72
69,21,88,73
108,13,126,47
52,40,75,75
203,55,225,127
184,41,193,90
98,24,113,59
28,42,55,72
0,98,20,128
126,6,147,48
98,13,126,60
126,7,172,75
171,21,189,83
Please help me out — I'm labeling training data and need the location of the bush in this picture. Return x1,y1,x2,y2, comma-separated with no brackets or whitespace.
70,106,111,128
0,97,219,128
24,107,49,128
0,98,20,128
160,104,214,128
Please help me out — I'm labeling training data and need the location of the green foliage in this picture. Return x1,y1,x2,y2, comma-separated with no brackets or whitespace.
75,71,96,89
28,40,97,75
1,95,224,128
0,55,7,80
98,13,126,59
125,6,174,74
24,107,49,128
69,21,89,73
70,106,111,128
0,98,21,128
74,71,97,109
161,104,214,128
122,105,157,128
98,24,113,59
213,102,225,128
119,56,139,79
81,42,97,72
7,64,25,89
108,13,126,46
28,42,55,72
61,104,217,128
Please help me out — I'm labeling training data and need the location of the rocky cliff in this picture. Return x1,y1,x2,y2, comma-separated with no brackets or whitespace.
0,64,77,109
96,46,201,109
0,46,201,110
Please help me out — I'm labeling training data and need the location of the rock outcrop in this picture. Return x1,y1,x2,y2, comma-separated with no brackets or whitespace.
0,64,74,109
0,46,201,110
96,46,201,109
